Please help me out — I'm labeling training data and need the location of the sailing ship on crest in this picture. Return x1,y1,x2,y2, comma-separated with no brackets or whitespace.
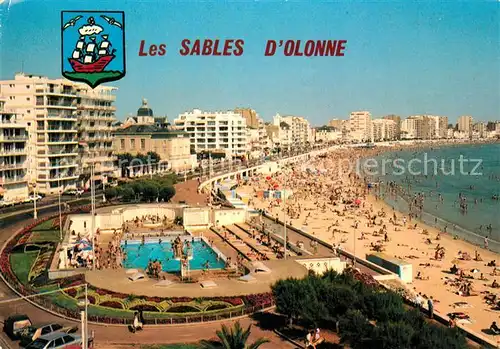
68,17,116,73
69,34,116,73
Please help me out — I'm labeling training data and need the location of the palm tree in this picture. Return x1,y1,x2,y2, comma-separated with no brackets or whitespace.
200,321,270,349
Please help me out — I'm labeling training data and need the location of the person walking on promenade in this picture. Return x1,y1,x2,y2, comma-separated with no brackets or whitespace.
428,296,434,319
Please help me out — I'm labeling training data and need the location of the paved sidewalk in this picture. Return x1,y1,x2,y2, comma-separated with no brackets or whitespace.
93,318,296,348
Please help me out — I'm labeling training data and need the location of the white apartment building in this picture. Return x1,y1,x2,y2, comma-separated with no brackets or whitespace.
273,113,312,148
402,115,443,140
371,119,396,141
425,115,448,139
76,84,117,187
173,109,247,156
0,73,117,194
401,117,423,139
457,115,473,133
349,111,372,142
0,98,29,203
473,122,487,138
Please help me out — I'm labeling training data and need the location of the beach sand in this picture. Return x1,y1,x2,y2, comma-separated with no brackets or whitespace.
238,147,500,341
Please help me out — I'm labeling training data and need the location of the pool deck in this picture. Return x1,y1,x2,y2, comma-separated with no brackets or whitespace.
84,258,309,297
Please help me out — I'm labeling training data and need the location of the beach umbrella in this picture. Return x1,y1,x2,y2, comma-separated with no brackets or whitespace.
273,183,279,189
355,198,362,205
266,176,271,180
470,268,480,273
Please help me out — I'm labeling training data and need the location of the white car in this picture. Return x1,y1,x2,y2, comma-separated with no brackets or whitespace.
0,200,14,207
63,189,84,196
25,195,42,203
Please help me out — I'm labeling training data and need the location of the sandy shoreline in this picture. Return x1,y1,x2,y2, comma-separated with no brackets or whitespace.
237,144,500,340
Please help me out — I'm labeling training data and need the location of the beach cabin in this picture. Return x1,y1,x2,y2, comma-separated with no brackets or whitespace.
366,253,413,283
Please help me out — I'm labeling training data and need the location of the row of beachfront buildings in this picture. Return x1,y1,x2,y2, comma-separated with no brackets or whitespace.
323,113,500,144
0,72,498,203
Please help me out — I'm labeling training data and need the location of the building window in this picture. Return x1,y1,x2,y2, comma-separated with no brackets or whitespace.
130,139,135,148
120,139,125,149
141,139,145,149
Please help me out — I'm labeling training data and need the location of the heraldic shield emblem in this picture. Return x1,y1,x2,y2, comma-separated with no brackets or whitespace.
61,11,126,88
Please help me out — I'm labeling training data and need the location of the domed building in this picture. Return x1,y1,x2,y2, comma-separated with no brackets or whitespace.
123,98,169,128
137,97,154,117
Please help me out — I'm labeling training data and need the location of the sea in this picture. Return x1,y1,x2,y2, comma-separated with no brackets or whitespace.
361,143,500,253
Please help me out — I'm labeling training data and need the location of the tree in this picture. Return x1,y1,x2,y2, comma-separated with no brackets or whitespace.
200,321,270,349
368,321,415,349
146,151,161,163
415,324,468,349
159,186,176,202
142,182,159,201
272,278,312,326
121,186,135,202
339,309,372,349
104,187,117,200
364,291,405,322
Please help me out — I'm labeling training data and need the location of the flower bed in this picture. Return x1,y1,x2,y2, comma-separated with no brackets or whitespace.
0,205,275,325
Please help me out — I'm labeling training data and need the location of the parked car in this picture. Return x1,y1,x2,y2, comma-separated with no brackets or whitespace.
62,189,84,196
19,323,78,347
24,332,91,349
3,314,32,340
25,195,43,203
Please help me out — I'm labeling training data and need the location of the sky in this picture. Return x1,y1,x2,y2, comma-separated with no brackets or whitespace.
1,0,499,124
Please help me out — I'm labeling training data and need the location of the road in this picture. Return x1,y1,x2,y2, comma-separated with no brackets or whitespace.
0,191,101,219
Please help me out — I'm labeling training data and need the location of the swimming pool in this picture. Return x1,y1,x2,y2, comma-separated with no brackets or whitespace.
121,238,226,272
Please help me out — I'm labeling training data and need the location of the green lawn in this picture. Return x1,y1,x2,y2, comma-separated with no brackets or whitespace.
32,219,55,231
29,230,61,242
10,251,39,285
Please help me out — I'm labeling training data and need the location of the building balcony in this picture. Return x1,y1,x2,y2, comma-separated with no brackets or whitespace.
45,113,78,121
0,135,28,142
45,139,78,145
0,148,27,156
0,162,26,171
46,150,79,157
44,102,78,109
46,127,78,133
35,87,77,96
0,120,25,128
0,176,27,184
78,115,116,122
77,93,116,102
78,104,116,112
47,174,79,182
49,162,78,169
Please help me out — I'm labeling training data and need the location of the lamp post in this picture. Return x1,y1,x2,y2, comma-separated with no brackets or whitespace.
283,168,287,260
58,179,62,241
353,224,357,269
90,164,96,271
184,161,187,182
77,283,89,349
32,182,38,219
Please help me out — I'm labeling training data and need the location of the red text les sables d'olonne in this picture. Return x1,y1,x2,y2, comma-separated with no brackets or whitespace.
138,39,347,57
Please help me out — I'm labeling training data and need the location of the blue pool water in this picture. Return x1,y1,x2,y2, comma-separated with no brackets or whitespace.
121,239,226,272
